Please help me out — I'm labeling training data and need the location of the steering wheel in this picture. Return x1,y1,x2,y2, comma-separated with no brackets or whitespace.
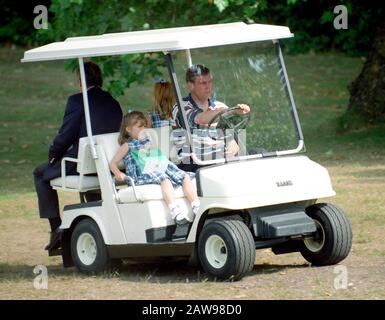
207,106,251,140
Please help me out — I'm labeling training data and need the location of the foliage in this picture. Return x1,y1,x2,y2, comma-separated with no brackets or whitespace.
2,0,380,57
0,0,51,45
25,0,380,103
40,0,234,94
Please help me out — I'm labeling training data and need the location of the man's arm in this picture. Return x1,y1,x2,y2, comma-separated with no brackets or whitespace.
196,103,250,125
48,96,83,164
194,107,226,126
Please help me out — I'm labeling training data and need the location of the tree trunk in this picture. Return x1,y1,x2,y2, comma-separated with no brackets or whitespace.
345,18,385,128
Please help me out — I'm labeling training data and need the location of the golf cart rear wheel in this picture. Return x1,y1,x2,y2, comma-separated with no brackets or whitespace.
71,218,111,274
300,203,352,266
198,219,255,281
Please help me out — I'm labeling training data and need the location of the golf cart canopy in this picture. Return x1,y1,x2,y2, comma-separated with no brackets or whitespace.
21,22,292,62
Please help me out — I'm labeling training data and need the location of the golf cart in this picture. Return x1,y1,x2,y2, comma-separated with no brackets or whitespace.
22,22,352,281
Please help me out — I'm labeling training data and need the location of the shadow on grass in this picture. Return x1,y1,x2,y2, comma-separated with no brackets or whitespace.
0,260,310,283
251,263,310,275
105,260,311,283
102,260,310,283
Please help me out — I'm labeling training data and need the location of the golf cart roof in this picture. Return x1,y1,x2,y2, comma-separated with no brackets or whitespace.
21,22,293,63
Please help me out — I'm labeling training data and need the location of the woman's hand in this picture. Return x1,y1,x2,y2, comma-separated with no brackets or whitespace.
115,172,128,182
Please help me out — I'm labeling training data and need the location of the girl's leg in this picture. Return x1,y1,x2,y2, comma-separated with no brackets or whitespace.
181,175,198,203
181,175,200,215
160,178,175,205
141,172,189,224
161,178,190,224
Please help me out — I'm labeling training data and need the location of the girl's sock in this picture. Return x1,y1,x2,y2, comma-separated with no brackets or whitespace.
168,202,180,219
191,200,200,215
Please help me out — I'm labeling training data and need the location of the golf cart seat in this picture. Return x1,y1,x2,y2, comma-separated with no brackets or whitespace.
117,180,195,203
50,137,100,192
50,175,100,191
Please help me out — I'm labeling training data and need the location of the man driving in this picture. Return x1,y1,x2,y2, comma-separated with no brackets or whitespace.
172,64,250,171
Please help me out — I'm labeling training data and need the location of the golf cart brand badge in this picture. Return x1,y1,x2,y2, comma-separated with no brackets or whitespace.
276,180,293,187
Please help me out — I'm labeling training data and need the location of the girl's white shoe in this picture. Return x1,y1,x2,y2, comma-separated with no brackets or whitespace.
169,204,192,225
175,211,192,225
191,200,200,215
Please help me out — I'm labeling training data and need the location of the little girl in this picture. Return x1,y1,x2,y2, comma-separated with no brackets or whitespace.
146,79,176,128
110,111,200,225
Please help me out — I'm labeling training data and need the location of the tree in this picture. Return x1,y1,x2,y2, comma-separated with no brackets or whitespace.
342,11,385,128
264,0,385,129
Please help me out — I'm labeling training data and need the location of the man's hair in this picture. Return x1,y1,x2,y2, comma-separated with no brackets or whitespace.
186,64,210,83
76,61,103,87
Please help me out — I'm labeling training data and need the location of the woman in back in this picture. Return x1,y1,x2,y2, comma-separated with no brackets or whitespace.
146,79,176,128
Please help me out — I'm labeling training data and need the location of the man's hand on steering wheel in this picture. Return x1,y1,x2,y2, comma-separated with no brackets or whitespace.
235,104,250,114
207,105,251,132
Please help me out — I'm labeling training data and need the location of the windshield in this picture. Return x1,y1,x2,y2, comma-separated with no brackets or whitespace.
171,41,303,164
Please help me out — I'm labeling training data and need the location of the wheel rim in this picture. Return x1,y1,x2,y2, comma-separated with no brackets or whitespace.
304,220,325,253
77,232,97,265
205,234,228,269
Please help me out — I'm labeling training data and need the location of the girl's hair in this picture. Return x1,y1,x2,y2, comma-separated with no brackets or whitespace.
152,81,176,120
118,111,147,145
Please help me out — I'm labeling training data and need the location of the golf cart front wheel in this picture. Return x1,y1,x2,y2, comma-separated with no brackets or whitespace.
300,203,352,266
71,218,112,274
198,219,255,281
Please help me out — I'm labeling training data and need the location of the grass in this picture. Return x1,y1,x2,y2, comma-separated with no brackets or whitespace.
1,46,385,299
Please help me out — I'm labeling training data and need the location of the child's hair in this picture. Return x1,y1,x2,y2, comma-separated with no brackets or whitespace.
118,111,147,145
153,80,176,120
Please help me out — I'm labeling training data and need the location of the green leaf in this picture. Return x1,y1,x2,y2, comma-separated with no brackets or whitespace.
214,0,229,12
320,11,334,24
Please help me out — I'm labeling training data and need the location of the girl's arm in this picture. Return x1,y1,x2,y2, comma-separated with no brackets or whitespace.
110,143,129,181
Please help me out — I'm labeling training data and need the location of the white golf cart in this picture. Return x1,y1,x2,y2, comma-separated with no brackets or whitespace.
22,22,352,281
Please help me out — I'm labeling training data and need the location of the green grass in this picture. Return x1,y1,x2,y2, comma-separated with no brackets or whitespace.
285,53,385,162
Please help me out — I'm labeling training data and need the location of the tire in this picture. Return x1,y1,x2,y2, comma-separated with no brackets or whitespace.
300,203,352,266
71,218,112,274
198,219,255,281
